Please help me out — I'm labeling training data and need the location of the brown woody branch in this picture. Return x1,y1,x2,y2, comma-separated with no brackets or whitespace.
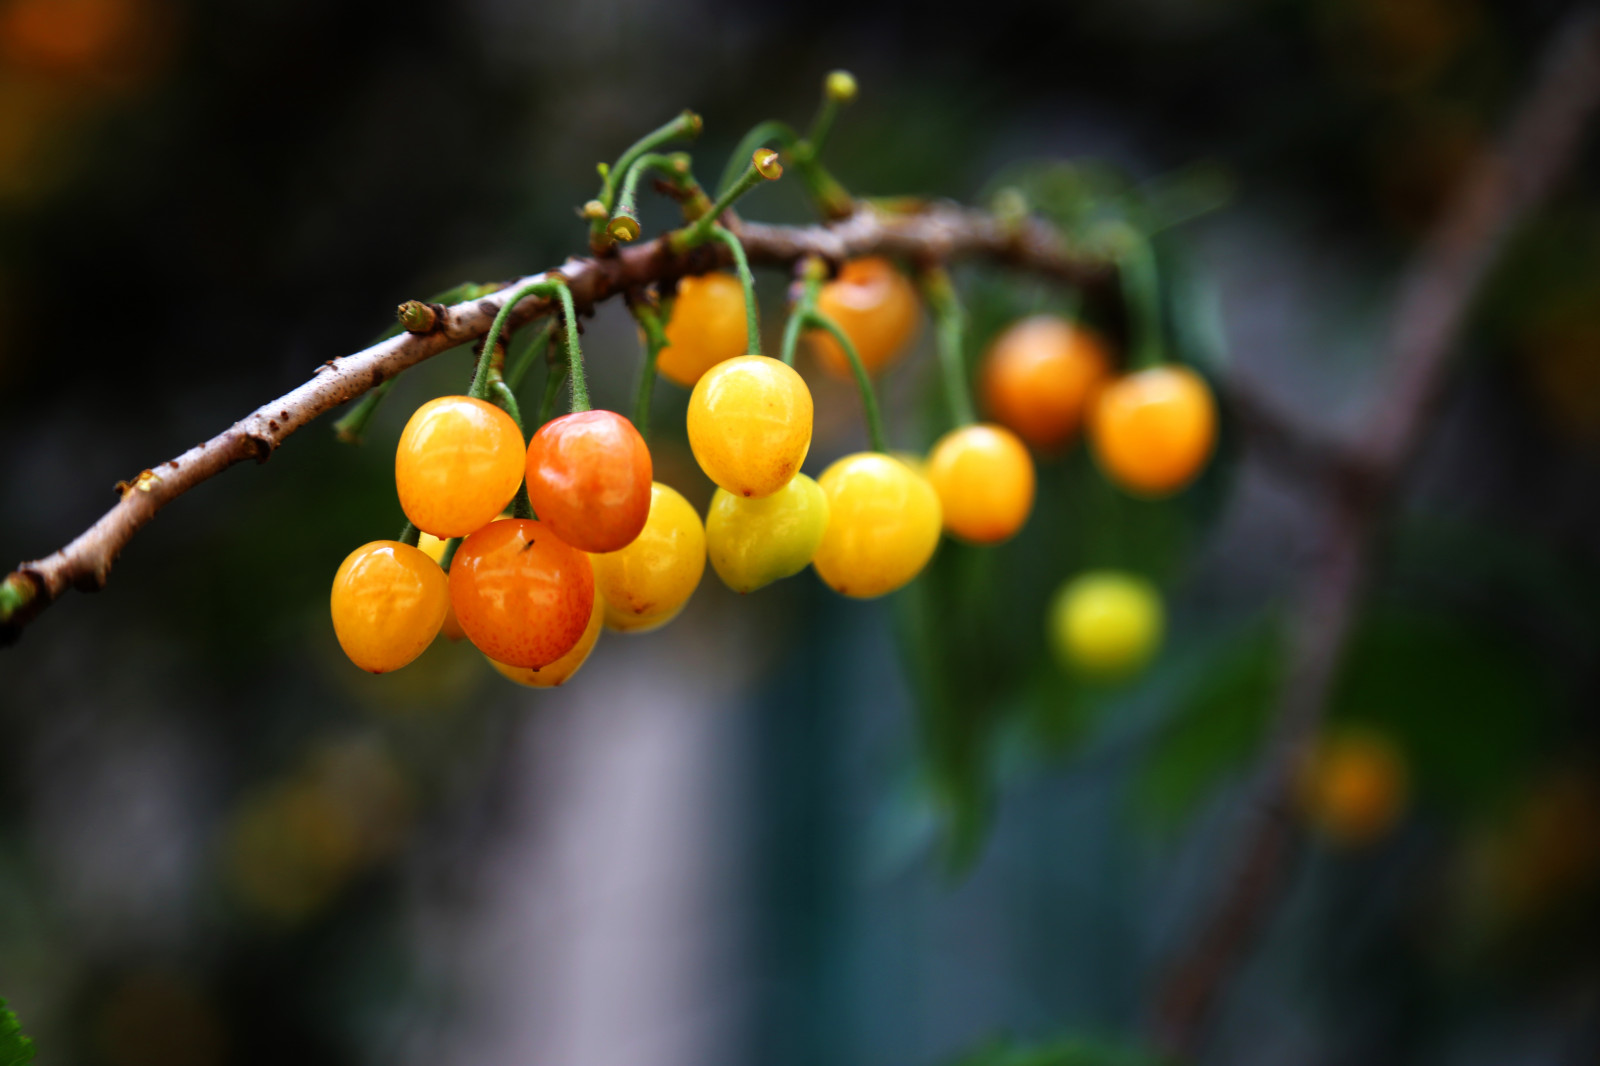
1153,8,1600,1059
0,203,1111,643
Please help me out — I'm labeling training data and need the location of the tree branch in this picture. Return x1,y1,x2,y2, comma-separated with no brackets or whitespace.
1153,8,1600,1058
0,203,1110,643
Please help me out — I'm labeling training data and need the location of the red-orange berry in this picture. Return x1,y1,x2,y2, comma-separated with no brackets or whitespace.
448,519,594,669
525,410,653,553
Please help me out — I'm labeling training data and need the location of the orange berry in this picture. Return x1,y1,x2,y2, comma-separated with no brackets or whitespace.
489,584,606,688
687,355,813,498
806,257,919,377
525,410,653,553
448,519,594,669
1089,365,1216,496
981,315,1111,450
395,396,525,537
329,541,449,673
1300,729,1408,847
925,423,1036,544
656,272,749,387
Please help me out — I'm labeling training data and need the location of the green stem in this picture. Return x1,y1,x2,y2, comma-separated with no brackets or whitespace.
609,152,691,242
511,485,535,520
0,573,35,623
474,278,588,412
398,521,420,546
504,323,551,392
539,360,570,425
333,378,396,444
673,151,782,252
805,308,887,453
592,110,702,245
439,537,461,571
490,380,525,433
717,118,852,220
780,273,823,367
717,119,799,197
706,227,760,354
919,268,976,426
804,71,857,159
628,298,670,439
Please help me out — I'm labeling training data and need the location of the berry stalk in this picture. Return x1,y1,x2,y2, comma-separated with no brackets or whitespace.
707,226,761,354
919,267,977,427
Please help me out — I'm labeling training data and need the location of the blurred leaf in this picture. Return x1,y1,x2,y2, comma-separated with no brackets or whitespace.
0,998,34,1066
1134,616,1284,833
950,1033,1163,1066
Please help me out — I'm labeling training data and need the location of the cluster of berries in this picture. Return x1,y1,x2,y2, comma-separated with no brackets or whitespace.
328,245,1218,688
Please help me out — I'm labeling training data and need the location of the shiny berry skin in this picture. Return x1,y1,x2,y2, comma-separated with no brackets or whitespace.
925,423,1036,544
981,315,1111,451
1088,365,1217,497
706,472,830,594
488,586,606,688
807,257,920,378
979,315,1107,448
330,540,449,673
395,396,525,537
448,519,595,669
1299,730,1408,847
593,483,706,633
812,453,942,599
656,272,749,387
525,410,653,553
1049,571,1163,678
687,355,813,498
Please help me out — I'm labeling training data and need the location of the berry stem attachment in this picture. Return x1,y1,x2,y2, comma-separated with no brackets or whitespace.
805,307,887,453
490,380,524,434
473,277,589,412
608,152,693,243
671,150,782,252
706,226,761,354
918,267,976,427
627,294,670,439
398,520,421,547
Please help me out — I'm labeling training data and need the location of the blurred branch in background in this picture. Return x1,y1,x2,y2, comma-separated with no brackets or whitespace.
0,203,1112,644
1154,7,1600,1059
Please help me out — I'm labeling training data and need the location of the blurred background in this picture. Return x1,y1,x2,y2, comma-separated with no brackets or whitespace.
3,0,1600,1063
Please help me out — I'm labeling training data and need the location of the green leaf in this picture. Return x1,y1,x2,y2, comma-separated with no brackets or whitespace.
1329,608,1552,817
1133,617,1283,834
0,998,35,1066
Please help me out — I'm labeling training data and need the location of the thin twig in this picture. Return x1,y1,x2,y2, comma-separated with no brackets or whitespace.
1,203,1110,642
1153,9,1600,1058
